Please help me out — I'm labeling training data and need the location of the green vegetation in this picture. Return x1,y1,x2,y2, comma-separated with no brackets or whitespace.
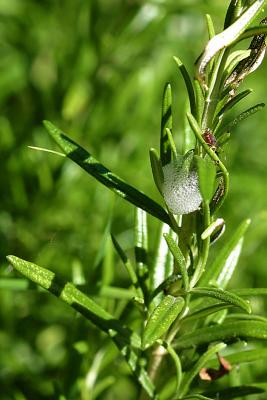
2,1,267,399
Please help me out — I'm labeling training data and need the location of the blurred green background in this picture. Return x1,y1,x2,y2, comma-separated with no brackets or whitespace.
1,0,267,399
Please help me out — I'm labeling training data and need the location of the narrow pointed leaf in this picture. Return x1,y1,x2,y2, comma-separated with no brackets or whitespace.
197,0,266,82
181,396,213,400
175,320,267,349
208,347,267,367
223,49,251,83
7,255,139,345
200,219,250,287
195,156,216,202
190,287,251,313
142,295,184,349
182,303,233,323
205,14,215,39
204,385,266,399
135,208,149,300
151,223,175,291
179,343,226,397
43,120,171,226
150,148,164,193
164,233,189,290
163,343,182,393
7,255,156,397
233,288,267,296
183,103,197,153
161,83,173,165
238,24,267,41
217,89,252,119
224,0,241,29
166,128,178,158
217,103,265,135
173,57,196,116
111,234,143,299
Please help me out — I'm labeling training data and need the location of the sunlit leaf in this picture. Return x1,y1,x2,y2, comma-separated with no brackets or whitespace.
190,287,251,313
142,295,184,349
6,255,156,397
195,156,216,203
164,233,189,290
200,219,250,288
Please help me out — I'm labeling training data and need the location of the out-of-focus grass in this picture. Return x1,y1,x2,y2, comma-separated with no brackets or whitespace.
1,1,267,398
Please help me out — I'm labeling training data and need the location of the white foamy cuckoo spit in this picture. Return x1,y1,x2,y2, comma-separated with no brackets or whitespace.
162,161,202,215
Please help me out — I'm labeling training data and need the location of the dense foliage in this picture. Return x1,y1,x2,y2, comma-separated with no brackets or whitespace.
1,1,267,399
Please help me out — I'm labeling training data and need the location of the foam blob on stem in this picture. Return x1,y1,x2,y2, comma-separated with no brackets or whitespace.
162,159,202,215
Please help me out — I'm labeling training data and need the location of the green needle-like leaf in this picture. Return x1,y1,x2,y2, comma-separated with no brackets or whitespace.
111,234,143,300
160,83,173,166
200,219,250,288
180,396,213,400
150,148,164,193
217,103,265,135
207,347,267,367
204,385,266,399
7,255,156,397
175,320,267,349
43,120,171,226
190,287,251,313
164,233,189,290
142,295,184,349
173,57,196,117
216,89,252,119
7,255,138,345
179,342,226,398
150,223,175,292
163,343,182,393
182,303,233,323
195,156,216,202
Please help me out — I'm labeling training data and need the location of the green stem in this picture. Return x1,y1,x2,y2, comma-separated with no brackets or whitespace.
190,201,210,288
187,112,229,212
201,48,230,129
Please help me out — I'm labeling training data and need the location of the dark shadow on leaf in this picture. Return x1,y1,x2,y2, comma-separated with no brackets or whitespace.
60,133,171,225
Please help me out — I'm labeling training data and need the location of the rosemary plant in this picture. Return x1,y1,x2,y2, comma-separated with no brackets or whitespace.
6,1,267,399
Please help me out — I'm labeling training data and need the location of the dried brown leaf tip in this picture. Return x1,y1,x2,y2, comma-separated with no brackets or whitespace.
225,17,267,93
199,353,232,381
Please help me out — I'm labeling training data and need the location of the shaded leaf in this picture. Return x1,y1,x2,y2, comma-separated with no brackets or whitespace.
150,148,164,193
179,343,226,397
160,83,173,166
163,343,182,393
175,321,267,349
173,57,196,117
203,384,266,399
